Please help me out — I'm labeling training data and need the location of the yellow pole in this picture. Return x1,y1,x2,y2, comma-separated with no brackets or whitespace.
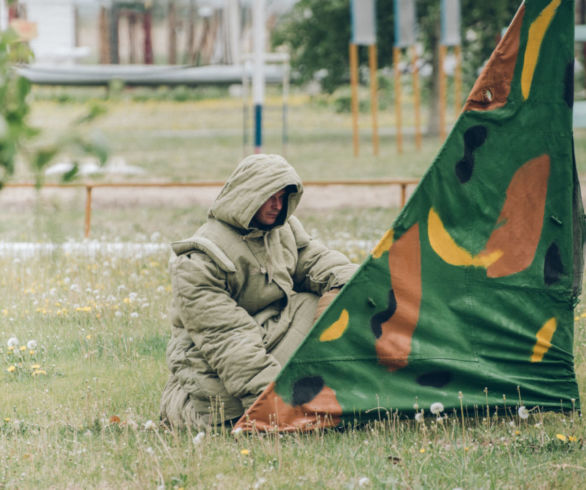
439,44,447,140
368,44,379,156
454,44,462,115
393,46,403,154
349,43,360,157
411,44,422,151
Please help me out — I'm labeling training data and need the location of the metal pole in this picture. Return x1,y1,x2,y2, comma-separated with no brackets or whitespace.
454,44,462,115
0,0,7,31
368,44,379,156
393,46,403,154
439,44,447,140
242,61,249,156
349,43,360,157
282,61,290,156
252,0,265,153
411,44,422,151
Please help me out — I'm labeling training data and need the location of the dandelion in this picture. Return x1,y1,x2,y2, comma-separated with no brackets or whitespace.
419,448,426,453
193,432,205,445
253,477,268,489
415,412,424,423
143,420,157,431
568,436,577,442
32,369,46,376
518,406,529,420
232,427,243,437
430,402,444,415
240,449,250,456
19,345,26,351
7,337,19,348
31,364,41,370
7,365,16,373
556,434,567,442
358,477,370,487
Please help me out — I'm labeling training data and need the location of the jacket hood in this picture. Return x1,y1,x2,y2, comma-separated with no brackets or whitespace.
209,154,303,232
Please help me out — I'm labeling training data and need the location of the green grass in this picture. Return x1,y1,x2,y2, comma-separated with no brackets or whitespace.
0,240,584,488
0,93,585,488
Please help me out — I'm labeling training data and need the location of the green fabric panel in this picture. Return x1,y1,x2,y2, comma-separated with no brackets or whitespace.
263,0,582,426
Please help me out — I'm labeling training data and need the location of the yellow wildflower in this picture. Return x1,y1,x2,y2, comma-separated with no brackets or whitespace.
568,436,577,442
4,418,10,422
31,364,41,370
240,449,250,456
419,448,426,453
19,345,26,351
29,350,35,355
1,309,7,316
86,334,92,340
75,306,92,313
32,369,47,376
7,365,16,373
556,434,567,442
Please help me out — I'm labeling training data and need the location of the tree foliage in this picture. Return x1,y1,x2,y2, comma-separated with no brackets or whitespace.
0,25,108,189
272,0,521,93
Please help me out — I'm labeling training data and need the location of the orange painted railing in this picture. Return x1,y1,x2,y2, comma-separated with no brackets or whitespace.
4,179,419,238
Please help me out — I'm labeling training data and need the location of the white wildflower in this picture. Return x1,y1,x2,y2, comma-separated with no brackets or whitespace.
253,477,267,489
7,337,19,348
192,431,205,445
430,402,444,415
115,311,122,318
130,312,139,319
26,340,37,350
156,285,165,293
145,447,154,455
358,477,370,487
232,427,243,437
415,412,424,423
518,406,529,420
143,420,156,431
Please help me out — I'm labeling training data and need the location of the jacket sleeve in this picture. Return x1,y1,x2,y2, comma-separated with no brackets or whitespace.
171,252,281,409
289,216,358,295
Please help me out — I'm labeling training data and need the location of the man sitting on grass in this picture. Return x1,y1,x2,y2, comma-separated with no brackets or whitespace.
160,153,357,428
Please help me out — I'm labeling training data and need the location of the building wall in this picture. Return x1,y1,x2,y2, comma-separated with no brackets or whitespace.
24,0,76,63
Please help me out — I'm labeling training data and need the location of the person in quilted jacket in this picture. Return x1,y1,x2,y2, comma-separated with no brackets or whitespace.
160,154,358,428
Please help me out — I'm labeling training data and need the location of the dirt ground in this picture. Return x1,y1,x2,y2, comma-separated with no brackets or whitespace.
0,184,416,211
1,177,585,212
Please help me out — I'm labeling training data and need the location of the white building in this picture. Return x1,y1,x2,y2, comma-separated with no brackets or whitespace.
11,0,88,64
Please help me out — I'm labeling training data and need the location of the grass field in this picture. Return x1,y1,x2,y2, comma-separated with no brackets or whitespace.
0,93,585,488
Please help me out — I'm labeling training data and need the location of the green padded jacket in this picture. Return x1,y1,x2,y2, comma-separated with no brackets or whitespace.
160,154,357,428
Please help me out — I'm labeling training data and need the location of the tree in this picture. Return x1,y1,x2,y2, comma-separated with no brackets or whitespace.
272,0,520,95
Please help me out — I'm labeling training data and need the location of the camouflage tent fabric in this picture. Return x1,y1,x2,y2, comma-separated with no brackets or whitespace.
235,0,584,432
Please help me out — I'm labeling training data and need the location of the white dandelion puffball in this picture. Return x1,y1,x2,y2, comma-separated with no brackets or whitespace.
26,340,37,350
193,431,205,445
430,402,444,415
143,420,156,430
232,427,243,437
7,337,19,348
518,406,529,419
415,412,424,423
358,477,371,487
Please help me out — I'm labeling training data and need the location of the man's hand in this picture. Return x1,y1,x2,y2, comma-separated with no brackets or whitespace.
313,288,341,323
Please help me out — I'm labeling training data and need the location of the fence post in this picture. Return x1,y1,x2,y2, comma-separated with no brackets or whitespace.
84,185,93,238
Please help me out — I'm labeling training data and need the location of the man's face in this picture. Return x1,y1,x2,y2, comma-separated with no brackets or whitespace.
254,189,286,226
